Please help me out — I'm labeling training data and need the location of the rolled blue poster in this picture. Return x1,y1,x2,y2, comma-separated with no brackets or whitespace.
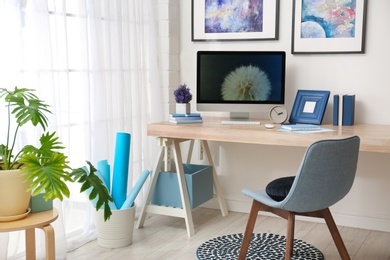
94,170,104,183
96,170,117,210
97,160,111,192
82,167,117,210
121,170,151,209
112,132,131,209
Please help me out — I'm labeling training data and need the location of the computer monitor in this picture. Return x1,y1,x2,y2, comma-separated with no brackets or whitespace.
196,51,286,119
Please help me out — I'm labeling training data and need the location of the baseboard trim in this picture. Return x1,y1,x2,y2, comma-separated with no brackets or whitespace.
201,199,390,233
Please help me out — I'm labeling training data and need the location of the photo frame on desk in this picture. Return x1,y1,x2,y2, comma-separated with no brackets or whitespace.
191,0,279,41
289,90,330,125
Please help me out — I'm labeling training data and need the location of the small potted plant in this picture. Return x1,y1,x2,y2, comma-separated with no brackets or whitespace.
173,84,192,114
0,87,113,221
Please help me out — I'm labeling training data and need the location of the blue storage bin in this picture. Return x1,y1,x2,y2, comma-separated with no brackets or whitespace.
29,193,53,213
151,164,213,209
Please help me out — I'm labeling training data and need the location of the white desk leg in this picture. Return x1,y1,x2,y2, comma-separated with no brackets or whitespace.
201,140,228,217
137,138,195,237
137,145,165,229
186,140,195,164
172,140,195,237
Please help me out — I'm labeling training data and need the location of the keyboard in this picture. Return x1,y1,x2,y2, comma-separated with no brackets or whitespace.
221,120,261,125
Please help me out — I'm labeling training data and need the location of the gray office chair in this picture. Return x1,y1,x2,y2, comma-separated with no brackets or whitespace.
239,136,360,260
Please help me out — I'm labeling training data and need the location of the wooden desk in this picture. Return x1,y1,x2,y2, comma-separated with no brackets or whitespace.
137,117,390,237
147,117,390,154
0,209,58,260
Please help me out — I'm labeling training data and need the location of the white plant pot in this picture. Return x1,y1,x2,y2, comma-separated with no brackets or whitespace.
176,103,190,114
95,204,136,248
0,169,31,219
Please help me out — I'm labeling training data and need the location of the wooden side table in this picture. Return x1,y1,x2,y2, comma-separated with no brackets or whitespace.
0,208,59,260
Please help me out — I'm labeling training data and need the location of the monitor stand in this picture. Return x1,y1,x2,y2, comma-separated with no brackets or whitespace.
230,112,250,120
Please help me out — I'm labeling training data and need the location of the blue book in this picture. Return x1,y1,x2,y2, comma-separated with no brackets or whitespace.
170,113,201,118
281,124,321,131
169,116,202,121
342,95,355,126
333,94,339,126
169,119,203,124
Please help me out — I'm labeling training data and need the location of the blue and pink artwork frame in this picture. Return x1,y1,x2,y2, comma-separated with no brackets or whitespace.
292,0,367,54
289,90,330,125
192,0,279,41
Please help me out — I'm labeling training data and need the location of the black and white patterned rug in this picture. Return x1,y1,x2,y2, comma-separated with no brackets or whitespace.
196,233,324,260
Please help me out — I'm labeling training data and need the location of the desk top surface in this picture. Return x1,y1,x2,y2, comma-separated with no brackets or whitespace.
0,209,58,232
148,117,390,154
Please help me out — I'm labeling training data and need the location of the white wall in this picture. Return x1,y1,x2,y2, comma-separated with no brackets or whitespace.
177,1,390,232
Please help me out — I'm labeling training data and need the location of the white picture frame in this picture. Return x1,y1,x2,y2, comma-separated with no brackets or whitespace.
292,0,367,54
192,0,279,42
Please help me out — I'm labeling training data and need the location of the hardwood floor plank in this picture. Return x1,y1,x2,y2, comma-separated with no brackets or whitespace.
354,230,390,260
300,223,333,251
66,208,390,260
320,226,369,259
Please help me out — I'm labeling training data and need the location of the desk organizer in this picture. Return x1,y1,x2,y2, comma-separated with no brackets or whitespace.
151,164,213,208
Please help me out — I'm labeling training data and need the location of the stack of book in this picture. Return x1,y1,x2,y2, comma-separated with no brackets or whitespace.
333,94,355,126
169,113,203,124
281,124,322,131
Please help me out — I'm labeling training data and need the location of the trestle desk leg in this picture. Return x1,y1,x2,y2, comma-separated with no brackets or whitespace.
201,140,228,216
172,140,195,237
137,145,165,229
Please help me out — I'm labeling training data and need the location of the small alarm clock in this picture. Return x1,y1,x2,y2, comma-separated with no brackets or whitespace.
269,105,288,124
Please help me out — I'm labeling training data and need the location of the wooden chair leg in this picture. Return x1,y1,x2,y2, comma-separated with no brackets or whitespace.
321,208,351,260
239,200,261,260
285,212,295,260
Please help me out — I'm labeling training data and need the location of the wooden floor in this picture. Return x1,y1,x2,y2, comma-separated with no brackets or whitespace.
67,207,390,260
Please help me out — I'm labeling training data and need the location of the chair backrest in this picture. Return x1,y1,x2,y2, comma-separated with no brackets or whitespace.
281,136,360,212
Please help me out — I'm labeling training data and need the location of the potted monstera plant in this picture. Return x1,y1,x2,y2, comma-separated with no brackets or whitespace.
0,87,112,221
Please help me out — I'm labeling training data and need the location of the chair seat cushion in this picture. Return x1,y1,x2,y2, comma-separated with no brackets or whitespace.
265,176,295,201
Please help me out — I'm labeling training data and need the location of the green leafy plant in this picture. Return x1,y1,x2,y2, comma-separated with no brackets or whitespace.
71,161,112,221
0,87,112,220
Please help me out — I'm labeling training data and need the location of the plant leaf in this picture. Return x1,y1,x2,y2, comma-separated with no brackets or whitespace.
19,152,72,201
71,161,113,221
1,87,51,130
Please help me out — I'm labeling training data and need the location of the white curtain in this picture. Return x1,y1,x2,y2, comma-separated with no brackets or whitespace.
0,0,163,259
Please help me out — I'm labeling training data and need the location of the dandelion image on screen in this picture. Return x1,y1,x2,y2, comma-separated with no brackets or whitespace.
221,65,271,101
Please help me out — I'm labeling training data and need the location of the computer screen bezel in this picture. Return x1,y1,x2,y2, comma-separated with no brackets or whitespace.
196,50,286,119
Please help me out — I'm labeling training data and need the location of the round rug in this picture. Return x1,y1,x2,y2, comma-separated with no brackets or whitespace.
196,233,324,260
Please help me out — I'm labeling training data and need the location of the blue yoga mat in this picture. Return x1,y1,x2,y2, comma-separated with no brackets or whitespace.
112,132,131,209
98,160,111,192
121,170,150,209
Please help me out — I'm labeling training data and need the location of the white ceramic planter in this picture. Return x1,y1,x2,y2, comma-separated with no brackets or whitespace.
176,103,190,114
0,169,31,218
95,204,136,248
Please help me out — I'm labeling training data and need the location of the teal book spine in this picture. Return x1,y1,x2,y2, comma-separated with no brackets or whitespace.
170,113,201,117
342,95,355,126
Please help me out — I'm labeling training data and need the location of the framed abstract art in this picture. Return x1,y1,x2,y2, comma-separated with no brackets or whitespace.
192,0,279,41
292,0,367,54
